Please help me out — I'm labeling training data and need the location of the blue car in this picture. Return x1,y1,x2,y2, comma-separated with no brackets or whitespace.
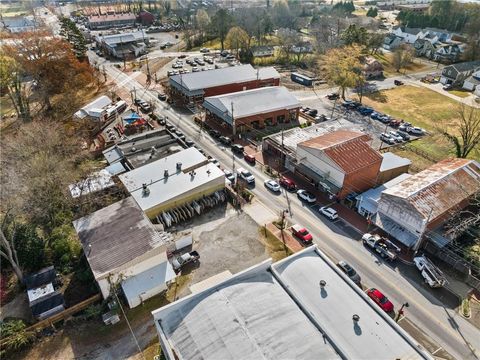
370,111,382,120
358,106,374,115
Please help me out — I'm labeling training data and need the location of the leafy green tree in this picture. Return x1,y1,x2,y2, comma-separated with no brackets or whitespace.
225,26,250,58
59,17,87,60
211,8,233,50
14,223,45,272
366,7,378,17
49,224,82,271
341,24,368,45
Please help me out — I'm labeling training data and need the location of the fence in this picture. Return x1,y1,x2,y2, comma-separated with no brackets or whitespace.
0,293,102,349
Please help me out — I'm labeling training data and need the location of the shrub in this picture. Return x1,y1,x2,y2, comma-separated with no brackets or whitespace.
49,225,82,272
0,320,35,353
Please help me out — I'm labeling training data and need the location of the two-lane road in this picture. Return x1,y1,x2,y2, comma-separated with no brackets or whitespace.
105,65,480,360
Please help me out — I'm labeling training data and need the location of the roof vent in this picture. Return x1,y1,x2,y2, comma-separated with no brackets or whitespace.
319,280,326,288
142,183,150,196
151,146,156,155
352,314,360,322
176,162,182,171
164,169,169,178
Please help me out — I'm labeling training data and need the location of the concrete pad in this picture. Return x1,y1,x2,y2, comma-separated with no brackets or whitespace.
243,200,277,226
189,270,232,294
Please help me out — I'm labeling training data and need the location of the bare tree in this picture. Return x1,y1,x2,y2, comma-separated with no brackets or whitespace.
444,193,480,241
440,104,480,159
0,209,24,283
392,44,414,73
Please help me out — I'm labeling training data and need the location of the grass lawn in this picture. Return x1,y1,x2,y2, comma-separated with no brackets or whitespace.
447,89,472,98
362,85,479,164
373,52,429,77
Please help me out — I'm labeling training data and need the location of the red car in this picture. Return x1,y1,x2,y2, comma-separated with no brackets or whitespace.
279,176,296,191
290,224,313,244
366,288,394,312
244,154,256,165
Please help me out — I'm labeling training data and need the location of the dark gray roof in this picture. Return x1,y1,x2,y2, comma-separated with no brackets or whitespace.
30,291,64,318
73,197,167,278
170,64,279,92
451,61,480,73
402,27,422,35
25,266,56,290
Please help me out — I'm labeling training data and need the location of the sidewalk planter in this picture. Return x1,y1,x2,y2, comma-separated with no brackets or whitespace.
461,298,471,319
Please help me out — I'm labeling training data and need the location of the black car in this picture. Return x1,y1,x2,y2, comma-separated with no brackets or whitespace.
397,131,410,141
219,136,232,145
157,93,167,101
134,98,143,106
231,144,244,154
208,129,221,138
307,109,318,116
326,93,339,100
394,80,404,86
342,100,360,109
337,261,361,286
220,50,229,57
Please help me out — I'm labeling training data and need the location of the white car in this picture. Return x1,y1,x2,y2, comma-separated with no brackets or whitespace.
224,169,235,183
408,127,425,135
297,189,317,203
380,133,395,145
237,167,255,184
319,206,338,220
264,180,281,192
388,131,403,142
208,158,220,167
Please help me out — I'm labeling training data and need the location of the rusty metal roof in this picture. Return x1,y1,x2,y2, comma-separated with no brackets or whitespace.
299,130,382,174
382,158,480,220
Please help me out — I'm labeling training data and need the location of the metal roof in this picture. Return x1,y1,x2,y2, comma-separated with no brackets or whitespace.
264,119,365,155
73,197,168,278
96,31,146,46
118,148,224,213
203,86,299,124
380,152,412,172
382,158,480,220
169,64,279,92
298,130,383,174
152,246,431,360
74,95,112,119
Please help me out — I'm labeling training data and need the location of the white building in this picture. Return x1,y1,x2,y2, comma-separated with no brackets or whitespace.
73,197,176,308
95,31,148,59
152,246,433,360
392,26,423,44
118,147,225,220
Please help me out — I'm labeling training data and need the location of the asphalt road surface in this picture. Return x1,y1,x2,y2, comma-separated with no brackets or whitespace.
105,64,480,360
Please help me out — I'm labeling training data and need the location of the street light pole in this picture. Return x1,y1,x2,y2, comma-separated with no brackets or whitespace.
395,302,409,322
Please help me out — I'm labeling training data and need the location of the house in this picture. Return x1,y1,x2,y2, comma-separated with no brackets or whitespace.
291,41,314,54
118,147,225,220
375,158,480,249
414,33,462,63
95,31,148,59
295,130,383,199
168,64,280,106
363,56,384,79
395,3,430,12
463,70,480,92
87,13,136,30
74,95,112,121
440,61,480,85
383,34,402,50
203,86,300,133
251,45,274,57
138,10,155,26
152,246,433,360
432,43,462,63
392,26,422,44
0,16,36,33
25,266,65,320
377,152,411,185
73,197,176,307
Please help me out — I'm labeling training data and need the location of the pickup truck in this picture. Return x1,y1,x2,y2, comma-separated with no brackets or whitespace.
413,255,447,288
362,233,398,261
172,251,200,271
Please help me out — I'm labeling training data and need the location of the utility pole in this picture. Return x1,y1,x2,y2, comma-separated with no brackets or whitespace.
231,101,236,137
281,128,285,168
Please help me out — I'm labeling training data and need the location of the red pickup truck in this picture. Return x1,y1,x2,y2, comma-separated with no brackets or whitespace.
290,224,313,244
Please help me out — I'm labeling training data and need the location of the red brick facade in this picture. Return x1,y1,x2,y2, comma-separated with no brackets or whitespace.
203,78,280,98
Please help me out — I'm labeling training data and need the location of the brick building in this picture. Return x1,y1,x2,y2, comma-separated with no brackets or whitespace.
168,64,280,107
295,130,383,199
87,13,136,30
203,86,300,133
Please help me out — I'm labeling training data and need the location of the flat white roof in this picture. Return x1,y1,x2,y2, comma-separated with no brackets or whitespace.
27,283,54,303
203,86,300,123
153,246,431,360
170,64,280,92
118,148,224,212
74,95,112,119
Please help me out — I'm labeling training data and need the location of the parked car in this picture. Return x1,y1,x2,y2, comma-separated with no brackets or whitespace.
370,111,382,121
178,54,187,59
396,131,410,141
280,177,296,191
326,93,339,100
315,114,330,122
224,169,235,183
394,80,404,86
185,138,195,147
408,127,425,135
357,106,374,116
443,83,454,91
388,131,404,142
342,100,360,109
219,136,232,146
208,129,221,138
301,107,310,113
297,189,317,204
220,50,229,57
138,101,151,113
290,224,313,244
307,109,318,117
192,67,200,72
264,179,281,192
244,153,256,165
157,93,167,101
231,144,244,154
200,47,210,53
237,167,255,184
380,133,395,145
319,206,338,220
208,158,220,167
337,261,361,285
366,288,394,312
